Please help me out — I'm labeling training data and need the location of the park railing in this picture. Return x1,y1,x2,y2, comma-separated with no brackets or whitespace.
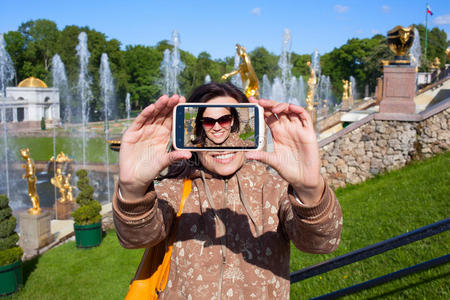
290,218,450,299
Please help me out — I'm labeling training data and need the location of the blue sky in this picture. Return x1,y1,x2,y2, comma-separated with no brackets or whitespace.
1,0,449,59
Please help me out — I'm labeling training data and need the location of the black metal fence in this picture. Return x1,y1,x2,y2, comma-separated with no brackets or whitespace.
290,218,450,299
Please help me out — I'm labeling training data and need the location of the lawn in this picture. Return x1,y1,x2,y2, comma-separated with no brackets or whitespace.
9,152,450,299
9,136,119,164
11,232,142,299
290,151,449,299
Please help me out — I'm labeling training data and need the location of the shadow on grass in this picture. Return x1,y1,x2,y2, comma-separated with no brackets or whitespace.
22,256,40,284
364,270,450,300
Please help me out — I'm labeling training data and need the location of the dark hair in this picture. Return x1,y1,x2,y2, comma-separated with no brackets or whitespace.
162,82,248,179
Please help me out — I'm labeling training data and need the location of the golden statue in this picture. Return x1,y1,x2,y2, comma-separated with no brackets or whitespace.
51,168,74,203
20,148,41,215
342,80,349,100
50,152,73,164
446,48,450,60
387,25,414,56
341,80,350,110
63,173,74,203
222,44,260,98
305,61,317,124
51,168,66,203
430,57,441,69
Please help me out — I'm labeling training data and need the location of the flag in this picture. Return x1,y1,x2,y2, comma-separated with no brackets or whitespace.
426,5,433,16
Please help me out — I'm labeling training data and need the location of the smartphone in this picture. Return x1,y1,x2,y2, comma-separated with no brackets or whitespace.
173,103,265,151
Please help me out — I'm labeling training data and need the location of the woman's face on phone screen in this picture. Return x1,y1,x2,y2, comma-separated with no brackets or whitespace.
197,96,245,176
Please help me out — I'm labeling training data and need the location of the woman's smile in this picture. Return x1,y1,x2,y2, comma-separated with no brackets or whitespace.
210,152,236,164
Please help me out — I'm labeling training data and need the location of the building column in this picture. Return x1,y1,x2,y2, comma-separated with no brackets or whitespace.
13,108,17,122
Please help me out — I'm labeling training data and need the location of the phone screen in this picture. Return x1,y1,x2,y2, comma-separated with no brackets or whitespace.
174,104,262,150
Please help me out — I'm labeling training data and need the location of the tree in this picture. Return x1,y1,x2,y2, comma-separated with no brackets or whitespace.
414,24,449,70
321,35,393,100
0,194,23,266
291,53,311,78
18,19,60,81
249,47,278,82
123,45,162,109
3,31,26,85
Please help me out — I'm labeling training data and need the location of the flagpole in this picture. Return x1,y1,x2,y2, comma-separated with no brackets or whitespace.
424,3,429,70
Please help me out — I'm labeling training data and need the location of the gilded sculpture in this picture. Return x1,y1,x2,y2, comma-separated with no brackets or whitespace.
50,152,73,164
431,57,441,69
222,44,260,98
19,148,41,215
49,152,74,203
305,61,317,124
342,80,349,100
387,25,414,57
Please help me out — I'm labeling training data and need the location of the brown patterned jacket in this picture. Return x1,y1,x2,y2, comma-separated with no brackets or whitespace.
113,159,342,299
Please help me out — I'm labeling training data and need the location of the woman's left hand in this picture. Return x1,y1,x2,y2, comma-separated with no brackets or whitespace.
246,98,324,205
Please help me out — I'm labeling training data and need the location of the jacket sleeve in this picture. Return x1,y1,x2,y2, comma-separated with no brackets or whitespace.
279,179,343,254
112,179,180,249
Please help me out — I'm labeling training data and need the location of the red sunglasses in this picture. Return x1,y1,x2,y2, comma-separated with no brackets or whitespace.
201,114,233,128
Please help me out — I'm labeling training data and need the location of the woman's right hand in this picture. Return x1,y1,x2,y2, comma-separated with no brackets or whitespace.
118,94,192,199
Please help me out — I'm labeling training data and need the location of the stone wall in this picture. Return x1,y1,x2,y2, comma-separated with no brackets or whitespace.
319,103,449,189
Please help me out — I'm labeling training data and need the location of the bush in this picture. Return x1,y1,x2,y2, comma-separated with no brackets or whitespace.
72,201,102,225
75,169,94,206
41,117,46,130
72,170,102,225
0,194,23,266
0,246,23,266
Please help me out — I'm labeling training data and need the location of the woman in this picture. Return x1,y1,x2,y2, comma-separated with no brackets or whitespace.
114,82,342,299
191,105,239,146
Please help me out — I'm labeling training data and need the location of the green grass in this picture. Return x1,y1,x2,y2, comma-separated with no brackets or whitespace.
11,232,143,299
7,152,450,299
239,131,255,141
9,137,119,164
290,151,450,299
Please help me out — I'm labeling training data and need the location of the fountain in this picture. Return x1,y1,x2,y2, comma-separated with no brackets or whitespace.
410,28,421,69
125,92,131,124
350,75,357,105
279,29,292,89
160,30,185,95
317,75,334,116
51,54,72,125
99,53,114,203
410,28,421,90
261,75,271,99
76,32,93,168
298,75,306,107
0,34,15,199
161,49,171,94
287,77,300,106
231,52,242,89
271,77,285,102
0,32,117,216
262,29,330,110
204,74,211,84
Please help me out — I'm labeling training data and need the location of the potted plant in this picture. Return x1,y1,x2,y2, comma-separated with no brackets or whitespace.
72,169,102,248
0,194,23,296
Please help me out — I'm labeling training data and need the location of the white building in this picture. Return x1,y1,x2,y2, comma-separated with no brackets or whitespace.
0,77,60,126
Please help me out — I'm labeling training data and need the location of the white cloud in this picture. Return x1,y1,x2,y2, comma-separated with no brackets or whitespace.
381,5,391,14
356,29,364,35
251,7,261,16
371,29,380,35
433,14,450,25
334,5,349,14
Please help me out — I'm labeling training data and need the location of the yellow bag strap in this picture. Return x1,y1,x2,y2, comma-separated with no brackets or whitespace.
156,178,191,294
